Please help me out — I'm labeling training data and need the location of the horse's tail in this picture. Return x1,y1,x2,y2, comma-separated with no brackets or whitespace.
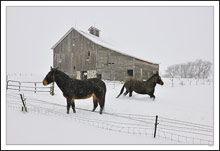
116,84,125,98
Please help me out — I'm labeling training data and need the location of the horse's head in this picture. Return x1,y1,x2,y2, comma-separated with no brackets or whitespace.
43,66,58,86
156,74,164,85
152,73,164,85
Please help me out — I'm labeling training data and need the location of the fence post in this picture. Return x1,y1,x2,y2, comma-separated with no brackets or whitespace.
34,83,37,93
19,82,21,91
6,75,8,90
50,82,54,96
154,115,158,138
20,94,27,112
171,78,174,87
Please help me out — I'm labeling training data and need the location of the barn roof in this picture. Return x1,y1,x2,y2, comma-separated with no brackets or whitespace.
51,27,159,66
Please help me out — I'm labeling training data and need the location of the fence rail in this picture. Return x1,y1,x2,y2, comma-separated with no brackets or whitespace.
6,92,214,144
6,80,54,95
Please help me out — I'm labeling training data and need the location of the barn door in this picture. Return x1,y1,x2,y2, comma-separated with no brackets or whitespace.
81,71,87,80
97,74,102,80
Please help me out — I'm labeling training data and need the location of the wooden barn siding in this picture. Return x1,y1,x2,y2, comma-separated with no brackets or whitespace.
134,60,159,80
74,33,96,72
96,47,159,81
53,29,97,78
53,32,73,75
96,47,134,81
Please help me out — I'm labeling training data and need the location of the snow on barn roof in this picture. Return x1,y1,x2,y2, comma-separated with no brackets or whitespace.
51,27,159,66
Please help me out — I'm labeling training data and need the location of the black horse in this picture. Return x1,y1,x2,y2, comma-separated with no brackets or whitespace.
43,67,106,114
116,73,164,100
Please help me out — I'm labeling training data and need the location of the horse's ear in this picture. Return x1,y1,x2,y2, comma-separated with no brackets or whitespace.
153,70,158,75
50,66,58,71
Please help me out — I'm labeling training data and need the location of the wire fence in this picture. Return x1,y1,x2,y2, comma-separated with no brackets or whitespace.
156,116,213,144
7,93,154,137
163,78,213,87
6,92,214,144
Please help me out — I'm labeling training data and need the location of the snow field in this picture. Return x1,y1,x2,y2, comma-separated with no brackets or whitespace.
6,75,214,144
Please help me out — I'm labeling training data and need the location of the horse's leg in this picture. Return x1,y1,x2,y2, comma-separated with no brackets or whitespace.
98,100,104,114
124,90,129,96
150,94,155,100
66,99,71,114
95,90,105,114
100,91,106,114
152,95,155,100
96,97,104,114
71,99,76,113
129,90,133,97
92,96,98,112
96,96,104,114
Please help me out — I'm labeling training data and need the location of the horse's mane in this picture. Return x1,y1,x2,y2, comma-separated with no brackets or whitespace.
55,70,71,79
146,73,158,82
126,74,158,83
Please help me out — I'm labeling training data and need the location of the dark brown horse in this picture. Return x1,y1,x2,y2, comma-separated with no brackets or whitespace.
116,73,164,100
43,67,106,114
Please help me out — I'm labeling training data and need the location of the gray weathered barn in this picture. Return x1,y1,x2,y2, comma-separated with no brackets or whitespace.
51,26,159,81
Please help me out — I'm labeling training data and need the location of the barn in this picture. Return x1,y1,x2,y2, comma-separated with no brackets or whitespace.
51,26,159,81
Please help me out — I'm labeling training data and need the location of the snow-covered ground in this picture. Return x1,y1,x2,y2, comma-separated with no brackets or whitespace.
6,74,214,145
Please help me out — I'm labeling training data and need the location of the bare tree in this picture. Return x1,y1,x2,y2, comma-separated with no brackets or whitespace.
186,62,194,78
164,65,178,78
200,61,212,79
194,59,204,78
164,59,212,79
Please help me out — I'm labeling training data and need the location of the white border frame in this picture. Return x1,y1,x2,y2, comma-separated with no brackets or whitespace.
1,1,219,150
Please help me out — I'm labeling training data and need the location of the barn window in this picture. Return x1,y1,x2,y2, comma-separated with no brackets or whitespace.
127,70,133,77
72,39,75,46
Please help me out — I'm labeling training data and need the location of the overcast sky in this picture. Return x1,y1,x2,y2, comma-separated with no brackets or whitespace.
6,6,214,75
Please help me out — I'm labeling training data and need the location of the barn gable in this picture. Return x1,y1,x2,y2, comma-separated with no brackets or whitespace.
52,27,159,81
52,27,158,66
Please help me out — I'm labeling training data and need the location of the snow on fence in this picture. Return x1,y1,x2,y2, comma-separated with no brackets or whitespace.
6,80,54,95
7,92,213,145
